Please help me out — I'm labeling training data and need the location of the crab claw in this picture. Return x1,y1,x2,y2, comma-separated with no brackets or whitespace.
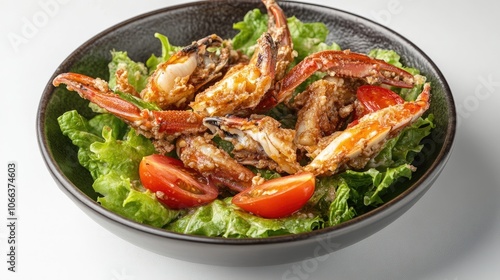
53,72,206,153
53,72,142,121
304,83,431,176
275,49,415,104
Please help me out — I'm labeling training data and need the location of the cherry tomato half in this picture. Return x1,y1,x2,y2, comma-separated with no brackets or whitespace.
139,154,219,209
232,172,316,219
356,85,404,118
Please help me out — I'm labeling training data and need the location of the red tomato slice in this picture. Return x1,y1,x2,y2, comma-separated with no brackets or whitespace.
355,85,404,118
348,85,405,128
232,172,316,219
139,154,218,209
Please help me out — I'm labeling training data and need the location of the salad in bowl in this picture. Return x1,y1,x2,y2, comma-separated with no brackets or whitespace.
51,0,435,239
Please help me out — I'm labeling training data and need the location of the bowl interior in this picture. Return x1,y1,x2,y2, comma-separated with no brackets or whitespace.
38,0,455,250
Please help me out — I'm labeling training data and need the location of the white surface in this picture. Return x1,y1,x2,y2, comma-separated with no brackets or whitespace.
1,0,499,279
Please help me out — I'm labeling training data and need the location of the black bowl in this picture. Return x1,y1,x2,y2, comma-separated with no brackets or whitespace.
37,0,456,266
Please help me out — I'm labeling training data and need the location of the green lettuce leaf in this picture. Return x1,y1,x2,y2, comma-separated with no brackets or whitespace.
287,16,340,62
322,164,413,227
340,165,414,207
232,9,269,57
93,172,177,227
232,9,340,62
327,179,357,226
168,197,321,238
307,176,338,215
107,50,162,111
115,91,161,111
89,126,156,179
57,110,105,151
368,49,406,69
369,114,435,168
108,50,149,93
58,110,178,227
264,103,297,129
362,164,413,206
146,33,183,72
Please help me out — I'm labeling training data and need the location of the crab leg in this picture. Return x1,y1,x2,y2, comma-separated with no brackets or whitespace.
271,49,414,105
304,83,431,176
189,32,277,116
262,0,294,80
53,72,206,153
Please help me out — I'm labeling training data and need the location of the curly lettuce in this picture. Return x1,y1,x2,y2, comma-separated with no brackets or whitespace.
58,110,179,227
168,197,321,238
108,50,149,93
232,9,340,64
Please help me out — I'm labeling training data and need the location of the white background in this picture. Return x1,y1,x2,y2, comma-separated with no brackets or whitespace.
1,0,500,279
